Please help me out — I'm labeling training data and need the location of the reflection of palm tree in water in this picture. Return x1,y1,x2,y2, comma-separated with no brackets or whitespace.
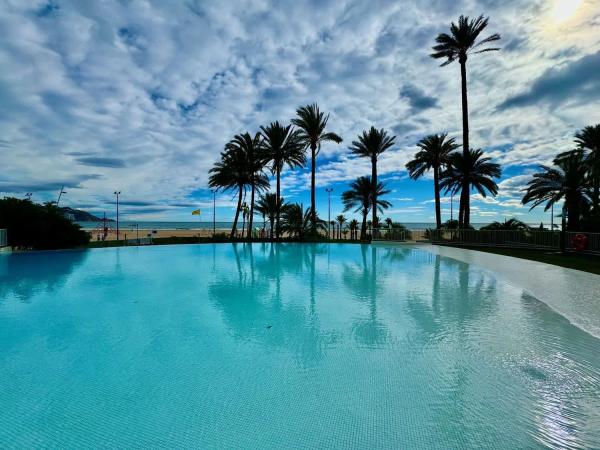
209,243,338,367
405,254,498,340
342,245,390,348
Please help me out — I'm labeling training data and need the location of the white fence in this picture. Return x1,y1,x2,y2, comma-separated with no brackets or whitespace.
0,229,6,247
373,228,600,255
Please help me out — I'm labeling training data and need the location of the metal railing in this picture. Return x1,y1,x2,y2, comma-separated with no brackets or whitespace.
124,237,152,246
0,229,6,247
374,227,600,255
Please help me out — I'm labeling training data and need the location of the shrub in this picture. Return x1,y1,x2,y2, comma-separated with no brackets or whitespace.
0,197,90,250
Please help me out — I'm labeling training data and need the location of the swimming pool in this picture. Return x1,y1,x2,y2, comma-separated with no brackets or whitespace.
1,244,599,448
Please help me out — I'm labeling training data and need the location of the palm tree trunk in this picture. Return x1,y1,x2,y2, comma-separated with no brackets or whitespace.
593,179,599,215
460,58,470,227
372,156,377,237
567,193,580,231
310,142,317,231
434,167,441,229
458,188,466,228
464,193,470,226
361,210,367,240
248,182,255,240
276,167,281,239
231,186,243,239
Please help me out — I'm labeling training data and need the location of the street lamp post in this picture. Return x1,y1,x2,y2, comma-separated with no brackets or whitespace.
56,186,67,206
326,188,333,240
114,191,121,241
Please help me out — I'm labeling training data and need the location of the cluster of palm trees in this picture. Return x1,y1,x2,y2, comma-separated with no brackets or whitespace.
209,103,342,239
405,15,503,230
209,14,596,239
523,125,600,231
209,103,401,240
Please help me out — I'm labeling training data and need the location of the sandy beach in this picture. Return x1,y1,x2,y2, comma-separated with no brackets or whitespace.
87,227,265,242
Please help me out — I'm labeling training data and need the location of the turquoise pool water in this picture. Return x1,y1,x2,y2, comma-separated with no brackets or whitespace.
1,244,599,448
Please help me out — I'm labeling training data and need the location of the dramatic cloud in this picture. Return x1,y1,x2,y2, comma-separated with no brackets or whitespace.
498,51,600,109
0,0,597,223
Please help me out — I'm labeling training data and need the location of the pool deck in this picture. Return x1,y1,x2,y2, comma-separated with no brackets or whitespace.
375,243,600,339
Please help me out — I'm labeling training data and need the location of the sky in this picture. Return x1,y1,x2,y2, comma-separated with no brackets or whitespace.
1,0,599,225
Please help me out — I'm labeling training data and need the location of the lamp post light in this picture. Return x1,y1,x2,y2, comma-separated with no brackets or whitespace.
211,189,217,238
326,187,333,240
114,191,121,241
56,186,67,206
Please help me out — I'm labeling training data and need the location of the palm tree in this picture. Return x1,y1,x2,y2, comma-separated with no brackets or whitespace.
342,176,391,240
349,127,396,228
255,193,281,239
522,151,590,231
210,135,269,239
208,148,247,239
224,132,269,239
240,202,249,239
480,218,530,231
431,15,500,226
291,103,342,230
336,214,347,239
349,219,359,240
575,124,600,218
260,121,305,238
280,203,326,239
439,148,501,226
406,133,459,228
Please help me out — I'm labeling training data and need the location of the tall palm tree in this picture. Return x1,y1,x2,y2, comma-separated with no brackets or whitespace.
349,127,396,228
260,121,305,238
255,193,281,239
336,214,347,239
431,15,500,226
522,151,590,231
439,148,501,226
291,103,343,230
342,176,391,240
575,124,600,217
209,136,269,239
406,133,459,228
225,132,267,239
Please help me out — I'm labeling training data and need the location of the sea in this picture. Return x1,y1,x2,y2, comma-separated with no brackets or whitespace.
76,221,521,231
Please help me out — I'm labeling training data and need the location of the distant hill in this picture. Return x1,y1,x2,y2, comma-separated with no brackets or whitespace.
60,207,114,222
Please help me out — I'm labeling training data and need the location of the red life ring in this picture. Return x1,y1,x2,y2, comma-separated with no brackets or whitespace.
571,234,588,251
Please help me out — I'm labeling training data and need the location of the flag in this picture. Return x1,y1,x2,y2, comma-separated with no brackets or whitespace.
191,209,201,216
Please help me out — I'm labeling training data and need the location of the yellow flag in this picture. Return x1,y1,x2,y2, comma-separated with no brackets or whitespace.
191,209,201,216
